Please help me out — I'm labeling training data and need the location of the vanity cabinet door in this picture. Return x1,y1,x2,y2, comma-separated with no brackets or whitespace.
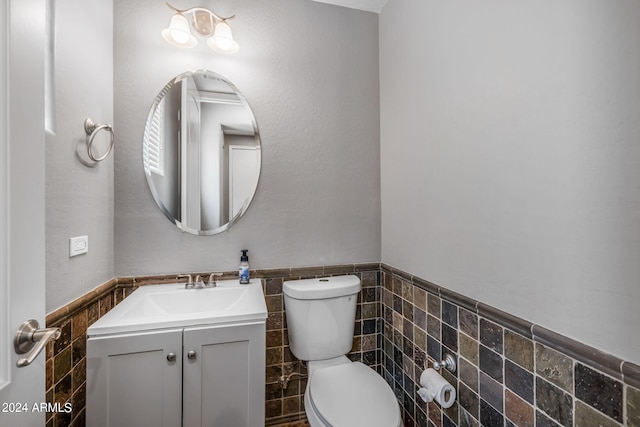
86,328,183,427
182,321,266,427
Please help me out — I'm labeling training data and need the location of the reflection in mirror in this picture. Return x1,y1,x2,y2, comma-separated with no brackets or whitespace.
143,70,260,235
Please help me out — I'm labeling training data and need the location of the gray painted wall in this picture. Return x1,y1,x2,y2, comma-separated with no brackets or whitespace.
113,0,381,276
380,0,640,363
46,0,114,312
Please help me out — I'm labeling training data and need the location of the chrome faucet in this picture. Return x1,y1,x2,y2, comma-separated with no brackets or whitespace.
179,274,195,289
206,272,223,288
180,273,221,289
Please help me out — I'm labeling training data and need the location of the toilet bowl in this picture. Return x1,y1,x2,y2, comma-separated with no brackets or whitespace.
283,276,402,427
305,357,402,427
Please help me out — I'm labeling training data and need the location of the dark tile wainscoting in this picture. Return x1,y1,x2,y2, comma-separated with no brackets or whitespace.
45,263,640,427
379,265,640,427
44,264,380,427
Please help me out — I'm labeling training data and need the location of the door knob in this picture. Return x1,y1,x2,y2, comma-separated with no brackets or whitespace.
187,350,197,360
14,319,61,368
167,352,176,362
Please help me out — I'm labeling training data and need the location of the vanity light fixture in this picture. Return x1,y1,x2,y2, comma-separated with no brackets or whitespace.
161,2,239,54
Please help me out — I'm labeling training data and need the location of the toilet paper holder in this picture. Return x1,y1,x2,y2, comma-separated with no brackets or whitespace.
430,353,456,373
416,365,457,408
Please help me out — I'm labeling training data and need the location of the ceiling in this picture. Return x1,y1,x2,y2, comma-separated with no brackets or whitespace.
311,0,388,13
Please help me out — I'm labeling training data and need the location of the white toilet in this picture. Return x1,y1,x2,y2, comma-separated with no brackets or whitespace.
283,275,402,427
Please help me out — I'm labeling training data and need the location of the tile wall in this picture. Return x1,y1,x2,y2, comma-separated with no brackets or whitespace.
44,264,381,427
45,263,640,427
380,265,640,427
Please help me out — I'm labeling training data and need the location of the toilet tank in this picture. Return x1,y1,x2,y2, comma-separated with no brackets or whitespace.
283,275,361,361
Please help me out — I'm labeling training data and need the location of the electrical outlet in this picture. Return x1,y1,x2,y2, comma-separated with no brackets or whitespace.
69,235,88,257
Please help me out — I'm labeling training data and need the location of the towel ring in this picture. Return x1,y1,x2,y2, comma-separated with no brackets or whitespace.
84,118,114,162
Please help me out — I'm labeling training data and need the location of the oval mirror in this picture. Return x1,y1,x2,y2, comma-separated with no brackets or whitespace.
143,70,261,235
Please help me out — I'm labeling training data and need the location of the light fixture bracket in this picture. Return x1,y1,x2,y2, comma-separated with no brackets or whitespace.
192,10,214,36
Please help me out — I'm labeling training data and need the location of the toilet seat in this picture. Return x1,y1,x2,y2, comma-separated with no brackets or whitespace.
307,362,401,427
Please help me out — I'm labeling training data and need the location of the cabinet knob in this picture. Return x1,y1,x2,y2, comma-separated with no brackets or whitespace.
167,352,176,362
187,350,197,360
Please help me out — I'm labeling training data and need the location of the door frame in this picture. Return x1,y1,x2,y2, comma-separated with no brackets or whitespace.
0,0,9,391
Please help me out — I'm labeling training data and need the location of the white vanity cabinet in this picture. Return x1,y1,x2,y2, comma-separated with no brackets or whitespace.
87,321,266,427
86,280,268,427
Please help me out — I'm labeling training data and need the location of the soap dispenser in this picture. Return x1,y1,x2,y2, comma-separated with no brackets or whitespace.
239,249,250,284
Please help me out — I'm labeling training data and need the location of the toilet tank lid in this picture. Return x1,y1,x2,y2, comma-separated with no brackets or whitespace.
283,275,361,300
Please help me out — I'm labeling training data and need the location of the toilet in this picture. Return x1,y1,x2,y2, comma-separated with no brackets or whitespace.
283,275,402,427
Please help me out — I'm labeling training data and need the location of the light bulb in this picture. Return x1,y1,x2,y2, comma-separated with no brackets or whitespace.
161,14,197,48
207,21,239,54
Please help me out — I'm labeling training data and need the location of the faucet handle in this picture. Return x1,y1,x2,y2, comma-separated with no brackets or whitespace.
207,272,223,287
179,274,194,289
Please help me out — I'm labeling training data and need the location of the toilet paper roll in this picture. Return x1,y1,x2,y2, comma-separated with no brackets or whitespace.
418,368,456,408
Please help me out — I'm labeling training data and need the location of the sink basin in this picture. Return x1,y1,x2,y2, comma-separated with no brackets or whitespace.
87,279,267,337
138,285,249,315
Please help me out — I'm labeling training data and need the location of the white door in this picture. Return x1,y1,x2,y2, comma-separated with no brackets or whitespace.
228,145,260,220
0,1,48,426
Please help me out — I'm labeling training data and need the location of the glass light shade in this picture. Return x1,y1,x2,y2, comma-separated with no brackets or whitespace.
207,21,239,54
161,14,197,48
